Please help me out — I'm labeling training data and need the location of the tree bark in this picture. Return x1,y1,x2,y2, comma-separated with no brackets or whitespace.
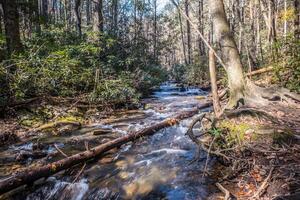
185,0,192,64
112,0,118,35
75,0,82,36
0,4,3,34
86,0,91,25
198,0,205,56
295,0,300,39
153,0,158,62
209,49,221,116
0,102,212,195
40,0,48,24
177,5,188,65
1,0,23,55
210,0,246,108
93,0,103,33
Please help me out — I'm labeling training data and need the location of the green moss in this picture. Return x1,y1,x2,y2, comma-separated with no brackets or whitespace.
219,120,252,146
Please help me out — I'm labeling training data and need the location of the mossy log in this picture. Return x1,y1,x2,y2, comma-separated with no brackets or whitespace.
0,102,212,195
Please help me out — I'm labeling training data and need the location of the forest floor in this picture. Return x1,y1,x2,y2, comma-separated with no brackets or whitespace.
208,110,300,200
206,83,300,199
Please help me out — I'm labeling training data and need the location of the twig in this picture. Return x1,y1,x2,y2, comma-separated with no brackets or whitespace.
72,163,86,183
202,135,217,177
251,167,274,199
216,182,231,200
54,144,68,158
85,141,90,151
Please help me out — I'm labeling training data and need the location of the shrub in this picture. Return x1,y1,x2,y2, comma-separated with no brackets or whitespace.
272,36,300,93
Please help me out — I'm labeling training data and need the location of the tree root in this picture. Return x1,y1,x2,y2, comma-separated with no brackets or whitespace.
216,183,235,200
186,113,232,163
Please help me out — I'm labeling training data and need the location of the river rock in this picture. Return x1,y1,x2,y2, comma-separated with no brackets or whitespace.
84,187,120,200
0,132,19,146
16,150,47,162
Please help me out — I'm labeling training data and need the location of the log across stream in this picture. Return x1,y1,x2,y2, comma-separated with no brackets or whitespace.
0,82,215,199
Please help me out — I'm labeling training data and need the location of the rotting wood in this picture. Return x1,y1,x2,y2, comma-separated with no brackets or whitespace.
0,102,212,195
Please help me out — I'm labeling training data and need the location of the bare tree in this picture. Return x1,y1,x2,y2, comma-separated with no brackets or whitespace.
93,0,104,33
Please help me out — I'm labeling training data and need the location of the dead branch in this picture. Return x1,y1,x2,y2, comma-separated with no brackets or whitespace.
202,135,217,177
216,183,232,200
186,113,231,161
72,163,86,184
54,144,68,158
251,167,274,199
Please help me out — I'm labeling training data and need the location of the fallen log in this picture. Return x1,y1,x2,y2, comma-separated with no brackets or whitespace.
246,66,273,77
216,66,274,86
0,102,212,195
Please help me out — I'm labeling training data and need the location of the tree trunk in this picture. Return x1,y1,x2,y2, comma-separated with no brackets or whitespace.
112,0,118,35
0,4,3,34
33,0,41,34
93,0,103,33
210,0,246,108
86,0,91,25
153,0,158,62
0,102,212,195
1,0,23,55
198,0,205,56
40,0,48,25
75,0,82,36
177,6,188,65
209,49,221,116
295,0,300,39
185,0,192,64
284,0,287,38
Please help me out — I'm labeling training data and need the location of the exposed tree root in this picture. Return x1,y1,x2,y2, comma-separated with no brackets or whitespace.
184,77,300,200
226,79,300,110
186,113,232,162
216,182,235,200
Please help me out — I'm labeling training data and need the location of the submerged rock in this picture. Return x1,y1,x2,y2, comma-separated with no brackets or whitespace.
0,132,19,146
84,187,120,200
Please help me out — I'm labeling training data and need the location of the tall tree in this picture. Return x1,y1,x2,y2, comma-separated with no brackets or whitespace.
185,0,191,64
153,0,158,62
210,0,245,108
40,0,48,24
0,3,3,34
0,0,23,55
295,0,300,38
86,0,91,25
198,0,205,56
93,0,104,33
75,0,82,36
112,0,118,34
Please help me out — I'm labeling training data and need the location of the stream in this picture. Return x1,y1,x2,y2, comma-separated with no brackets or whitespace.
0,82,217,200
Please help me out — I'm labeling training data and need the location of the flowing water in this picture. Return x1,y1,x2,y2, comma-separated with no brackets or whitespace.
0,82,217,200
